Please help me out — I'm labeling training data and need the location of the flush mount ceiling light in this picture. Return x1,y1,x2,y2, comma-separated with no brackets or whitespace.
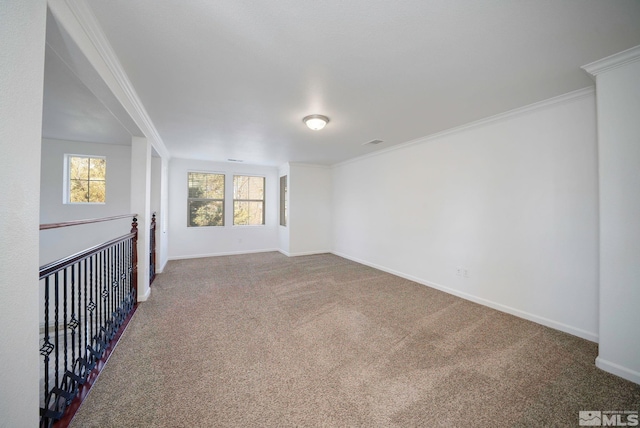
303,114,329,131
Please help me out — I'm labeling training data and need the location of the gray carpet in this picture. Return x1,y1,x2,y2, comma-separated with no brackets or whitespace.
69,252,640,427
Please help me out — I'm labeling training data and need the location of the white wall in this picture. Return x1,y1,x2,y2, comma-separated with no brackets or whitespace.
168,158,279,259
151,155,169,272
151,156,161,222
332,89,599,341
159,156,170,271
131,136,152,301
39,138,132,265
288,163,333,256
0,1,46,426
586,47,640,384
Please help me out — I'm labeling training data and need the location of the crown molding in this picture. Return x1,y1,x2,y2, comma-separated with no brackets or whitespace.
582,45,640,77
288,162,333,169
335,86,595,168
49,0,170,159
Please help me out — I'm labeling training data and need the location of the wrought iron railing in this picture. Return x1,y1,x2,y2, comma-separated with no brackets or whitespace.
150,212,156,285
39,215,138,427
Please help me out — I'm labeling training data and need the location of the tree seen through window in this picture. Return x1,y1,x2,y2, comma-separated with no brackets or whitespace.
68,156,106,203
188,172,225,227
233,175,265,225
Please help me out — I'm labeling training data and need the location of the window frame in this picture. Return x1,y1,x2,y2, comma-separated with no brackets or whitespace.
187,171,226,228
279,175,287,227
233,175,266,226
64,154,107,204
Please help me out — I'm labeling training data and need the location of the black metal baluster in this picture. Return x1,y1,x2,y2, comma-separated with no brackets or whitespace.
84,259,89,369
121,241,125,313
101,249,107,343
116,242,121,327
109,244,115,338
41,277,51,415
127,238,132,305
82,259,87,368
39,214,141,425
54,272,60,395
120,241,125,319
96,251,102,357
77,261,84,381
130,237,135,304
149,213,156,284
89,255,94,355
98,255,102,344
109,244,114,335
91,255,98,366
63,268,68,381
70,265,76,383
114,242,119,326
116,242,121,322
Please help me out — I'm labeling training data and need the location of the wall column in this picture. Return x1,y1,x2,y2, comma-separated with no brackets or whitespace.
288,163,333,256
150,154,169,273
131,136,152,301
159,156,170,271
0,0,47,425
583,46,640,385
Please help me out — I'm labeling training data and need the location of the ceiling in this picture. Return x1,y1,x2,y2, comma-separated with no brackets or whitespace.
44,0,640,166
42,9,141,146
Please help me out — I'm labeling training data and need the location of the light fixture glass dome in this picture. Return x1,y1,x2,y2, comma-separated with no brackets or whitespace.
303,114,329,131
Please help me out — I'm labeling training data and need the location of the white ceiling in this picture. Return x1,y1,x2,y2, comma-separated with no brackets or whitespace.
42,9,142,145
46,0,640,166
42,45,133,145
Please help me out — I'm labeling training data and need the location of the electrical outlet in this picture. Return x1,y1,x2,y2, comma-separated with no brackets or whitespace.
463,268,469,278
456,266,462,276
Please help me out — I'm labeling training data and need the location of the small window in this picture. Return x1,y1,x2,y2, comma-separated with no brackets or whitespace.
188,172,225,227
66,155,106,203
233,175,265,225
280,175,287,226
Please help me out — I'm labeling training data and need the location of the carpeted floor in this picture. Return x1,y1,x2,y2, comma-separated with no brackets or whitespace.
69,252,640,427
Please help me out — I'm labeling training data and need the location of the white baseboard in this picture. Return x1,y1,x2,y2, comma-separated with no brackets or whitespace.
156,258,168,274
332,251,599,343
280,250,331,257
596,357,640,385
137,286,151,302
168,248,279,261
170,248,327,259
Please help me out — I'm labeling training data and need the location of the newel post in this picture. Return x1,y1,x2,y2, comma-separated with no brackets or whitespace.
150,212,157,285
131,216,138,301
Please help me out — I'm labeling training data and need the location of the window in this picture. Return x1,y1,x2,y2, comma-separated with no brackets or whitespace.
66,155,106,203
188,172,225,227
233,175,265,225
280,175,287,226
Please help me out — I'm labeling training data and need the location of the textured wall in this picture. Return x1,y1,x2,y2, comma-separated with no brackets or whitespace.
0,1,47,426
592,49,640,384
332,90,599,341
168,158,279,259
288,164,333,256
39,139,132,265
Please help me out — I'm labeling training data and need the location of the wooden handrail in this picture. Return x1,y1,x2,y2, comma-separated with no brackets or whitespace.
40,214,138,230
39,231,136,279
39,215,139,426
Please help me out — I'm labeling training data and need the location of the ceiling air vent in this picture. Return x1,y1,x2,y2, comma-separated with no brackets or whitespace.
363,139,384,146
